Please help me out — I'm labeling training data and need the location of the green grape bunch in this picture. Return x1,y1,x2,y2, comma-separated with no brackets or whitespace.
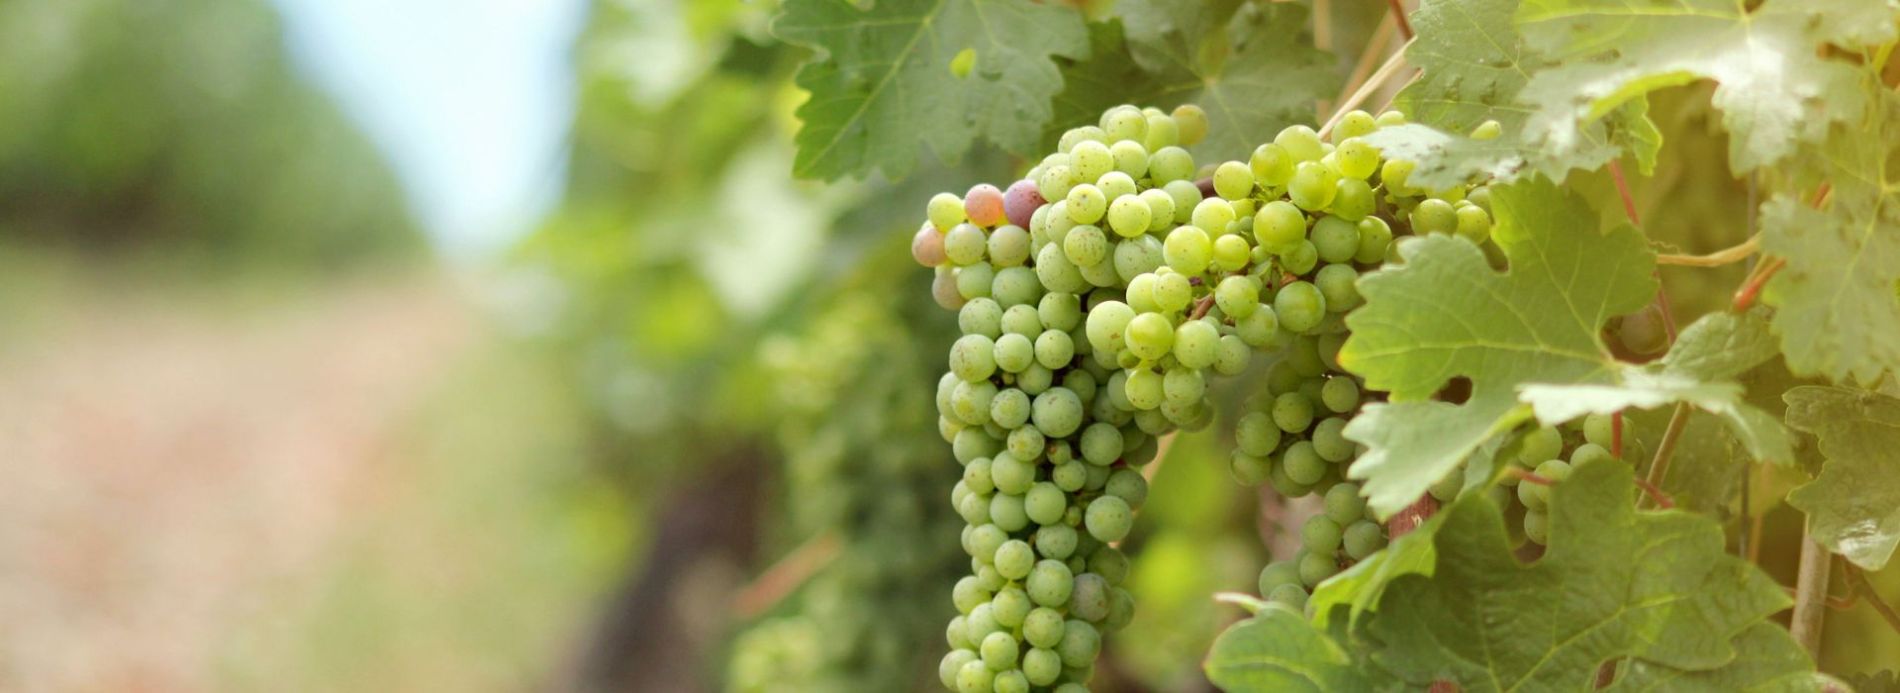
914,102,1500,691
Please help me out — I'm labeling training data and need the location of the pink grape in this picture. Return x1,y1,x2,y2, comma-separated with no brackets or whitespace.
1003,179,1045,228
965,183,1007,227
912,222,947,267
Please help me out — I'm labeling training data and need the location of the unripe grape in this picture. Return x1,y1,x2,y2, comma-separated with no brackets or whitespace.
1142,113,1178,151
1274,281,1327,334
1455,204,1492,243
1334,110,1377,141
966,183,1007,227
1289,161,1339,211
1125,312,1174,361
1106,195,1151,238
1213,161,1254,200
1255,200,1307,254
930,192,968,230
1172,104,1209,145
1275,125,1325,162
1096,170,1137,200
945,222,988,265
1149,146,1196,184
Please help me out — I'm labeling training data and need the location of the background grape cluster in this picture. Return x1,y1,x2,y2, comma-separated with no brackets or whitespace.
916,103,1504,691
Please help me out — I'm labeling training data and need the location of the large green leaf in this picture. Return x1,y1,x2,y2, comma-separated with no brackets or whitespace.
1516,0,1895,173
1370,460,1795,690
1339,178,1656,515
1367,0,1660,188
1603,623,1818,692
1517,310,1794,465
1785,385,1900,571
773,0,1088,180
1308,511,1442,628
1761,92,1900,387
1051,4,1335,161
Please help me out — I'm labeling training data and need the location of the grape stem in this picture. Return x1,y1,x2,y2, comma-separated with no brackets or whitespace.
1789,536,1833,656
1385,0,1415,40
1845,563,1900,638
1655,235,1760,266
730,530,842,618
1637,402,1690,510
1505,467,1552,486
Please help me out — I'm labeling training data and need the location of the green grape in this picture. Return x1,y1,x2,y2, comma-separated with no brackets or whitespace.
1026,559,1075,608
959,298,1003,338
1281,240,1320,275
1162,179,1202,224
1149,146,1195,183
1068,572,1110,621
1469,119,1503,140
1061,224,1109,268
1096,171,1137,200
1455,204,1492,243
1523,509,1549,544
1213,161,1255,200
1162,367,1205,408
956,658,993,693
1258,560,1302,596
991,266,1042,307
1105,195,1150,238
1125,312,1174,361
1125,274,1160,313
1343,520,1387,559
1138,189,1175,233
1066,185,1107,225
1173,320,1220,369
993,333,1035,373
1427,470,1462,501
1172,104,1208,145
1034,330,1075,369
1051,460,1087,493
1124,368,1164,410
1311,216,1360,263
1035,243,1089,294
1331,178,1375,221
1410,198,1457,235
1083,301,1134,353
1084,496,1133,542
986,225,1031,267
943,649,980,689
963,457,996,495
1192,198,1236,234
1250,143,1295,186
1212,234,1250,271
1571,442,1614,466
1236,411,1283,456
1152,272,1193,312
994,588,1033,631
1267,583,1309,610
1255,200,1307,254
1038,292,1082,331
1302,515,1343,553
1333,137,1380,180
1163,225,1213,274
1039,524,1081,561
1102,107,1148,142
1018,363,1054,395
1070,140,1112,182
1380,158,1417,196
1022,648,1062,687
1267,458,1317,498
1274,125,1325,162
1288,161,1339,211
1334,110,1377,141
1023,607,1065,648
1079,422,1123,465
1374,109,1407,127
1354,217,1393,264
1320,376,1359,413
1311,417,1355,462
1112,235,1165,283
1516,426,1562,466
1282,441,1326,485
1231,451,1271,485
1315,264,1362,312
1236,304,1280,346
958,492,992,526
945,223,988,265
1030,387,1084,438
1297,549,1339,587
950,334,998,382
1000,304,1042,335
980,631,1019,671
1058,126,1105,153
1025,482,1067,526
954,575,993,614
989,388,1031,428
1274,281,1327,334
1111,139,1151,178
1583,413,1616,449
992,671,1027,693
1323,483,1366,524
1141,113,1178,151
1619,304,1670,355
1213,334,1252,375
931,192,969,231
1008,425,1044,460
1286,338,1328,377
990,452,1034,494
1215,276,1260,319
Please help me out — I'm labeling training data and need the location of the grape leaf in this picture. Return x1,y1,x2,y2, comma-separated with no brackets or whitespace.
1370,459,1794,690
1308,511,1442,628
1203,606,1399,692
1761,92,1900,387
1516,0,1891,174
772,0,1088,181
1050,4,1335,160
1518,310,1794,465
1366,0,1660,188
1340,178,1657,515
1115,0,1242,77
1784,385,1900,571
1603,623,1818,692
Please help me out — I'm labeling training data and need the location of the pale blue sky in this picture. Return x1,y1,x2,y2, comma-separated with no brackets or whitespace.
270,0,589,259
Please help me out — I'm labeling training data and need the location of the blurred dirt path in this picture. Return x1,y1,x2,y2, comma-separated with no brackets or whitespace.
0,272,476,693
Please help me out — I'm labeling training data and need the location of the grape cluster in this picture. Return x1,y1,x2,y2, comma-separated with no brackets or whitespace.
1483,412,1637,546
916,103,1499,690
